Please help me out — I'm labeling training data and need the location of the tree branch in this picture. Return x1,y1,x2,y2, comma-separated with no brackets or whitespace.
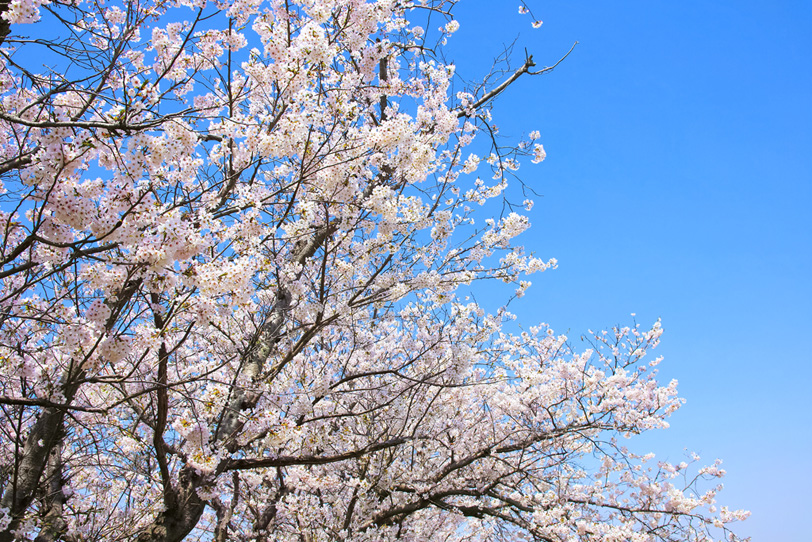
459,42,578,117
225,437,409,470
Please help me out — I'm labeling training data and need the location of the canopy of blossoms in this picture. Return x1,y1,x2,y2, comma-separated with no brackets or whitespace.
0,0,747,541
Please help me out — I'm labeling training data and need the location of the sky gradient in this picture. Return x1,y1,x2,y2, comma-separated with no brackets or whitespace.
449,1,811,540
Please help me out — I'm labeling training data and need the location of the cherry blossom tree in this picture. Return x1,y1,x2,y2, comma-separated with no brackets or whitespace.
0,0,748,540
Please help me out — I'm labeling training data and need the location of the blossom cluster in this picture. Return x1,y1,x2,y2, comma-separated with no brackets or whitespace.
0,1,747,541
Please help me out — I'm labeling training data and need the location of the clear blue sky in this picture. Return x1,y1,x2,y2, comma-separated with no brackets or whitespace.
450,1,811,540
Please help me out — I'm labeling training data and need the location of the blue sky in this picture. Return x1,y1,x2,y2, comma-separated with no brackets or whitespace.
450,1,811,540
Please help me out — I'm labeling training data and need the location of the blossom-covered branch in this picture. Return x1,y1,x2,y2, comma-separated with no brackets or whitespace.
0,1,747,541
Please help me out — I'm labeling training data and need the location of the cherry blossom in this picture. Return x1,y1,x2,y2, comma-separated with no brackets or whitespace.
0,1,747,541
